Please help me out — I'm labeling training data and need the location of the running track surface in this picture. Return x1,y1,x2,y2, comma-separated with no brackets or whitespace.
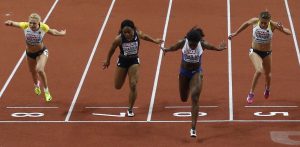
0,0,300,146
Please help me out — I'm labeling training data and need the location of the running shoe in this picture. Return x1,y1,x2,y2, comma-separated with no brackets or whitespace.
44,91,52,102
190,129,197,137
34,81,41,95
127,109,135,117
264,89,270,99
246,92,254,104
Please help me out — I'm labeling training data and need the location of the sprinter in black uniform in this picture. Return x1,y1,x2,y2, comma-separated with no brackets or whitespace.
103,19,163,117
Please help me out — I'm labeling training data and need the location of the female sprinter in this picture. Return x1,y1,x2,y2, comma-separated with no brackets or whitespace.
4,13,66,102
228,11,291,104
103,19,163,117
161,27,226,137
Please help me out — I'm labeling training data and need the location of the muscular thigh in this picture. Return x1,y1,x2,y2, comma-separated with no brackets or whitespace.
128,64,139,84
190,72,203,93
262,55,272,74
26,56,37,72
114,67,128,88
36,54,48,70
179,74,190,99
249,52,263,72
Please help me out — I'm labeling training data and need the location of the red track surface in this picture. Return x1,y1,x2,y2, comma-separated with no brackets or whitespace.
0,0,299,146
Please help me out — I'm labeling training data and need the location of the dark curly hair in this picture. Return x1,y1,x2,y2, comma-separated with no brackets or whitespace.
186,26,205,43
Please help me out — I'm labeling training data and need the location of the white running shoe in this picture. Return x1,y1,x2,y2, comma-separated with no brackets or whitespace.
190,129,197,137
127,109,135,117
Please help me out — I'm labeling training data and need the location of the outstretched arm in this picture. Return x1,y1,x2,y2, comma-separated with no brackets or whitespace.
103,35,121,69
48,28,66,36
228,17,258,40
270,20,291,35
4,20,22,28
138,30,164,44
161,39,185,54
201,40,227,51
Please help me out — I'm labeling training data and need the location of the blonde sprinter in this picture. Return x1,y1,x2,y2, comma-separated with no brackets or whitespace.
5,13,66,101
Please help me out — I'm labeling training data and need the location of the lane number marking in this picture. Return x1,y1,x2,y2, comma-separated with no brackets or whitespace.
173,112,207,117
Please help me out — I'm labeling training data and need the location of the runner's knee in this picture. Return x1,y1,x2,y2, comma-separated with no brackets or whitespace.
35,67,45,74
129,80,137,91
265,72,271,78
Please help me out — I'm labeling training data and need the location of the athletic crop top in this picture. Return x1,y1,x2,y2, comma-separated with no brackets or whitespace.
19,22,49,45
182,39,203,63
252,21,273,44
119,31,140,56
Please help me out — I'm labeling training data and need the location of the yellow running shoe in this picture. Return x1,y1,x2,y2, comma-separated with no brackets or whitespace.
34,81,41,95
44,91,52,102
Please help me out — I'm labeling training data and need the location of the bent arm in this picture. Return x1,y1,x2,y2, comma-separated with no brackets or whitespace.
138,30,163,44
229,17,258,39
103,36,121,69
270,20,291,35
48,28,66,36
201,40,227,51
162,39,185,52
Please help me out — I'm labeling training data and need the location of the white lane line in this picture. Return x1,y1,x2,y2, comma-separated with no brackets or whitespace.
64,0,116,122
3,120,300,123
92,112,126,117
85,107,138,109
227,0,234,121
6,106,59,109
0,0,60,99
284,0,300,66
245,106,298,108
165,106,219,108
147,0,173,122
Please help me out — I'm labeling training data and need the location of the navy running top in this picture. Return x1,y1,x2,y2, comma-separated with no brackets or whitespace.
119,31,140,57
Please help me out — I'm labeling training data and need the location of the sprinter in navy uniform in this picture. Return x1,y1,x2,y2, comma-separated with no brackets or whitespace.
161,27,226,137
103,19,163,117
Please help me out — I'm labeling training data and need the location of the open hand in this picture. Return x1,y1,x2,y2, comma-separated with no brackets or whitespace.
155,39,164,44
228,32,237,40
102,60,110,69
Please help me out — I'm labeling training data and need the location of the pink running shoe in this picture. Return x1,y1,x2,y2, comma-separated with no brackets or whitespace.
264,89,270,99
246,93,254,104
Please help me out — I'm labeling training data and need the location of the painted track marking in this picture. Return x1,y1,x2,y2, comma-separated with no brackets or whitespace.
284,0,300,66
245,106,298,108
65,0,116,121
6,107,59,109
85,107,138,109
147,0,173,122
165,106,219,108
